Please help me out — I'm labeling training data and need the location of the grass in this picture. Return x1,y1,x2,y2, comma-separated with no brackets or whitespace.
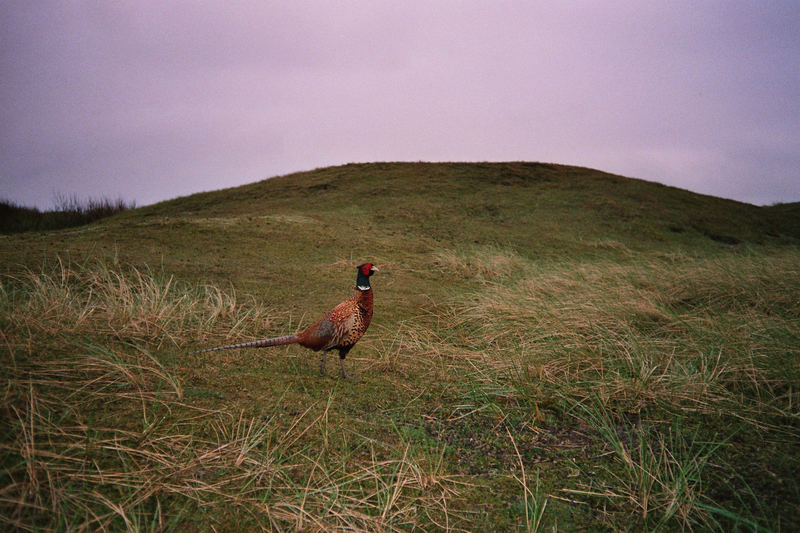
1,260,460,531
1,162,799,530
0,195,134,234
412,245,798,530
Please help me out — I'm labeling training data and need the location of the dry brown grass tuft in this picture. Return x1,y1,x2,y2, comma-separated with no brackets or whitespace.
1,258,275,355
2,359,464,531
433,245,527,281
436,251,800,422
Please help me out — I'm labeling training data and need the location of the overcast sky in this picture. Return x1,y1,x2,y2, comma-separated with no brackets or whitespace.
2,1,798,209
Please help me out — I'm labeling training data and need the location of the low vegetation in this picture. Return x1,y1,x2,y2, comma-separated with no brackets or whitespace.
1,162,798,531
1,260,459,530
0,195,134,234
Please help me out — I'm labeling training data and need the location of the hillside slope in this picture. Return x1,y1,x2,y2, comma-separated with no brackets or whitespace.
134,161,798,248
6,162,795,289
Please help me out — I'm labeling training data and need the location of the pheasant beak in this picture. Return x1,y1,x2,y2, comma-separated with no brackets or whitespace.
370,266,379,273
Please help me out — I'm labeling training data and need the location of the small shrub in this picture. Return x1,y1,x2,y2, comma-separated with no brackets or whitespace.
0,195,135,234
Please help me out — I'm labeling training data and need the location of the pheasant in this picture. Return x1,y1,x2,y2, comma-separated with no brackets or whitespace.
191,263,377,380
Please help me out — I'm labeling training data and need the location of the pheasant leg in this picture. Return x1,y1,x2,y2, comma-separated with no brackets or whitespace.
320,350,328,376
339,358,353,380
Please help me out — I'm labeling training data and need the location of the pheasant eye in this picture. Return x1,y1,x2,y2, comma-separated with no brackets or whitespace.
362,264,372,275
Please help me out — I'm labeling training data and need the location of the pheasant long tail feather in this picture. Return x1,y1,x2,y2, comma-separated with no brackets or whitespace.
190,334,299,355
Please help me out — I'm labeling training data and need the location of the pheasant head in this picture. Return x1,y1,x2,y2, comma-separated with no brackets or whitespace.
356,263,378,290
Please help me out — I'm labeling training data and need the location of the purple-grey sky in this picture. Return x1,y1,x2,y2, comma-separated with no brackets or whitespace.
2,1,799,208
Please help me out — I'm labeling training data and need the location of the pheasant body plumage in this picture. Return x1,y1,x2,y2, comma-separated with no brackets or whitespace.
191,263,377,379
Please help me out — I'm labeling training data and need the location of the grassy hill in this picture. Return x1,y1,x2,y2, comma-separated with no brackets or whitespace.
2,162,798,531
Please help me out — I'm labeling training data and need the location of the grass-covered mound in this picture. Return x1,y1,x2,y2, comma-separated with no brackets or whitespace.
2,162,798,531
